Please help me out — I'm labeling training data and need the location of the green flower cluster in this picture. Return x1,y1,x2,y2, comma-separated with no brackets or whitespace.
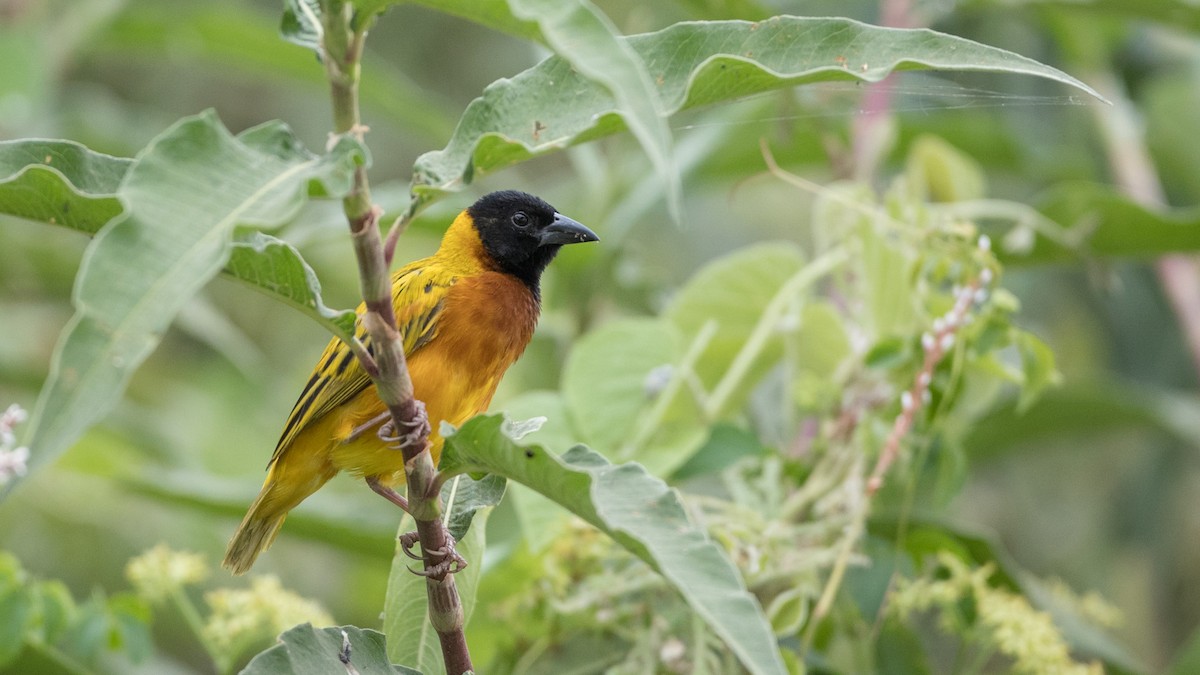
890,553,1108,675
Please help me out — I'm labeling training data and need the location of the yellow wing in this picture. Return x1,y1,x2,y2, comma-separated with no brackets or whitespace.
267,261,458,465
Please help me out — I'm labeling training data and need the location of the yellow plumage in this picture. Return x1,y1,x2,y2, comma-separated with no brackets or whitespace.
223,210,539,574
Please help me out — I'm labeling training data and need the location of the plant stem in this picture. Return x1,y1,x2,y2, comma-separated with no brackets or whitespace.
704,247,850,419
318,2,471,672
169,586,225,673
1089,69,1200,380
25,641,94,675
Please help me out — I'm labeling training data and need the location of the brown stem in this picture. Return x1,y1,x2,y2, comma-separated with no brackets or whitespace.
318,2,472,672
866,275,985,495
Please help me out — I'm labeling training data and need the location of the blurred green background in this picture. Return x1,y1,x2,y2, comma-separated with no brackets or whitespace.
2,0,1199,672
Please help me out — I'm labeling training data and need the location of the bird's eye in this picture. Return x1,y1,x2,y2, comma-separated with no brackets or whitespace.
511,212,530,229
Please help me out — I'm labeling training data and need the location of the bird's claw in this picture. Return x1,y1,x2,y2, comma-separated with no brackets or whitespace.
402,531,468,578
398,530,423,560
377,402,431,451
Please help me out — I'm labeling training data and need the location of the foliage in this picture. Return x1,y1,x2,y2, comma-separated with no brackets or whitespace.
2,0,1199,673
0,552,151,674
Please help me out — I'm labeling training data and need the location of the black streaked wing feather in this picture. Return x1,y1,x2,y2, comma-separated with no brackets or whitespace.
267,264,453,465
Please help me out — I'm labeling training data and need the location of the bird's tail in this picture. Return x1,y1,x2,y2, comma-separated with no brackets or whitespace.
222,462,332,575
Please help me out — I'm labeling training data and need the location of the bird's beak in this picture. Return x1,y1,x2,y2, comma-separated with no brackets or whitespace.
539,213,599,247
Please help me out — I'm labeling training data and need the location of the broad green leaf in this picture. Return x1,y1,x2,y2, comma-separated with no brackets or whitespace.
499,390,576,452
241,624,420,675
676,0,771,21
671,424,769,481
228,232,357,341
666,243,806,404
905,134,987,203
766,587,808,636
0,141,358,350
442,472,506,541
859,216,917,337
506,0,680,220
410,16,1103,207
33,580,76,645
793,302,852,378
0,139,130,234
1146,70,1200,205
0,586,32,666
405,0,542,42
0,137,357,345
562,317,703,474
500,391,576,551
439,414,787,675
877,620,934,675
14,111,363,488
1016,183,1200,263
966,381,1200,460
964,0,1200,32
383,505,489,671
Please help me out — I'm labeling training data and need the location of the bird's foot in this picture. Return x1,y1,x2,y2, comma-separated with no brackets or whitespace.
401,530,468,578
366,476,410,513
347,411,390,443
398,530,423,560
378,401,431,451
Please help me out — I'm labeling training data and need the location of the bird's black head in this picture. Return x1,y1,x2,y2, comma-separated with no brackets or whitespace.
468,190,599,290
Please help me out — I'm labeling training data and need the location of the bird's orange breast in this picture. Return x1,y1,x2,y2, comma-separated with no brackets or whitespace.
329,272,538,482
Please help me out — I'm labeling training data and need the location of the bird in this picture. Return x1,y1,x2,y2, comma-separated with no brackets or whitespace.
222,190,598,574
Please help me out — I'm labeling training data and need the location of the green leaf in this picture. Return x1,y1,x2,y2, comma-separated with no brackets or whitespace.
0,586,32,666
666,242,805,403
241,624,420,675
507,0,679,220
498,391,576,551
411,16,1104,207
1012,183,1200,263
227,232,357,342
1169,623,1200,675
405,0,543,42
858,216,918,338
14,111,363,488
439,414,787,675
877,620,933,675
0,139,131,234
1015,331,1061,412
766,587,809,636
671,424,769,481
793,302,852,378
965,381,1200,461
442,472,506,541
383,507,489,671
280,0,322,52
0,138,358,347
32,580,76,645
562,317,703,474
279,1,410,53
964,0,1200,32
905,134,987,203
